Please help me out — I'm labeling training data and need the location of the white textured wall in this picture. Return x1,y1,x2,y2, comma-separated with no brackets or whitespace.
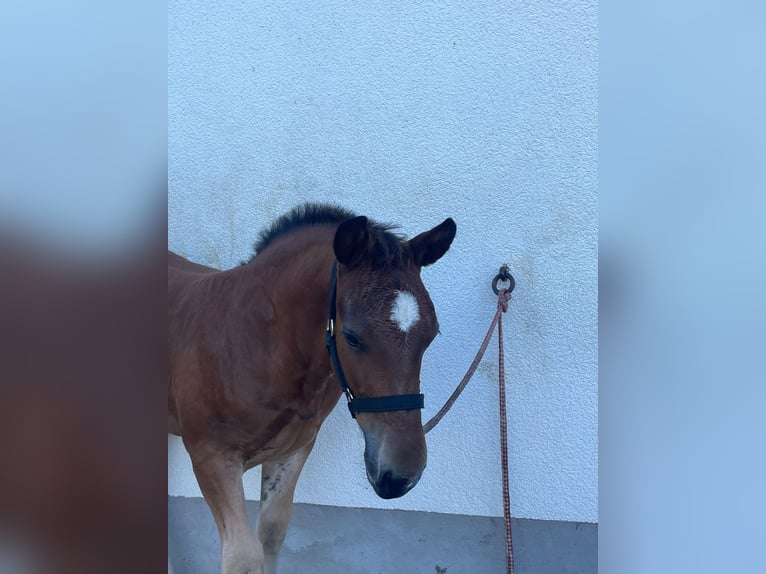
168,1,597,523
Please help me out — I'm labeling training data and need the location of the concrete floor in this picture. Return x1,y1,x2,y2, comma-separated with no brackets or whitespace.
169,497,597,574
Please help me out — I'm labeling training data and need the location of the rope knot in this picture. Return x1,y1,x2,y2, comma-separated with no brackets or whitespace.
497,290,511,313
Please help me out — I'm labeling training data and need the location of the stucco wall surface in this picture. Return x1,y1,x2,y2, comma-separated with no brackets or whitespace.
168,0,597,522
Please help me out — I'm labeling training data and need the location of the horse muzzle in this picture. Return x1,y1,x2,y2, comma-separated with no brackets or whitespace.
364,441,424,499
372,469,421,499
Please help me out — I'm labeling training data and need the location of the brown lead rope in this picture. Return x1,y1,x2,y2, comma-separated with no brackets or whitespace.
497,291,515,574
422,270,515,574
422,291,508,434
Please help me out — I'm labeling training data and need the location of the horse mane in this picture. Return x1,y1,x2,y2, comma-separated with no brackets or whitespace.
248,203,410,268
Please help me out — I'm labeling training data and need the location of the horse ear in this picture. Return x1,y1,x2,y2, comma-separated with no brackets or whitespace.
334,216,369,267
409,218,457,267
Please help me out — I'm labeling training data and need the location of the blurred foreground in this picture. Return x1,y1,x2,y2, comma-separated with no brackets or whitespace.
0,234,167,574
0,3,166,572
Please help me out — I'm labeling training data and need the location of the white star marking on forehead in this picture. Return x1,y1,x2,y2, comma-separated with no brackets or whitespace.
390,291,420,332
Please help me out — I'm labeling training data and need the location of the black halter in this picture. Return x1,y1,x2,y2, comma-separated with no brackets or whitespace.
325,261,425,418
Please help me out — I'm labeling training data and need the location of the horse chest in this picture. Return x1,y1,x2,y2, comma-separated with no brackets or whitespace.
240,373,338,466
241,413,319,469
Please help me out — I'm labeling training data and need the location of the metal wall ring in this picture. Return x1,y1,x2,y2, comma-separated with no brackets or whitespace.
492,266,515,295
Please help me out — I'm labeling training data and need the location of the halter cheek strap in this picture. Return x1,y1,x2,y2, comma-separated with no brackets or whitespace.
324,261,425,418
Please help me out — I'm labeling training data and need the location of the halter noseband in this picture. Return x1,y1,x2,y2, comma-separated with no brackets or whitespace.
325,261,425,418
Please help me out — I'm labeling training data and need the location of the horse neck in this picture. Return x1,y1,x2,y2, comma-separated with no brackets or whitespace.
235,227,337,356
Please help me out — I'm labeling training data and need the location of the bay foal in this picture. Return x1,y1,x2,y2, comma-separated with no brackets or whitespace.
168,204,456,574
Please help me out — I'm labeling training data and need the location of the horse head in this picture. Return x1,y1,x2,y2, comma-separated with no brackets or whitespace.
331,214,456,499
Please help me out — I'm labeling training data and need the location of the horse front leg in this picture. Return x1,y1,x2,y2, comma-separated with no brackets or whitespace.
188,442,263,574
257,440,315,574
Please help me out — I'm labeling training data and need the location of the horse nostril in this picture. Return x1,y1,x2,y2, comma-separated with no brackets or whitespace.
376,471,411,500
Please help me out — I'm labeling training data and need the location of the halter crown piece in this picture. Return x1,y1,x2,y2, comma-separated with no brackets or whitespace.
325,261,426,418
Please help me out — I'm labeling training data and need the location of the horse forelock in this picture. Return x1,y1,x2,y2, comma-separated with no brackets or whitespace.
367,227,412,270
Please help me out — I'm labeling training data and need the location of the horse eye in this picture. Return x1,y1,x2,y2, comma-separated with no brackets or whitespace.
343,330,363,351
